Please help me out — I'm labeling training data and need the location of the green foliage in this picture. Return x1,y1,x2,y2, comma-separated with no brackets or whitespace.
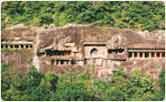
55,80,89,101
54,69,100,101
40,13,54,25
2,1,165,30
1,64,165,101
1,64,10,72
1,65,58,101
159,69,165,100
91,69,162,101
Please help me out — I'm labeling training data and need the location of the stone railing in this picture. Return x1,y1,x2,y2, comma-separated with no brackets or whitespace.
127,48,165,59
1,41,33,49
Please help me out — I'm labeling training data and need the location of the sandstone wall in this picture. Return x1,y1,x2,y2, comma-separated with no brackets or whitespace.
1,24,165,79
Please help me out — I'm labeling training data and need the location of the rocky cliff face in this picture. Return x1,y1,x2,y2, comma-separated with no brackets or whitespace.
2,24,37,42
1,49,33,73
1,24,165,78
38,24,165,51
2,24,165,50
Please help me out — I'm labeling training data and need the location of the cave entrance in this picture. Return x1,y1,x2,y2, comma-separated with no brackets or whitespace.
45,49,71,56
108,48,124,54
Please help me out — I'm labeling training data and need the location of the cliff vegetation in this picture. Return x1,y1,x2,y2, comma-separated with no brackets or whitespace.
2,1,165,31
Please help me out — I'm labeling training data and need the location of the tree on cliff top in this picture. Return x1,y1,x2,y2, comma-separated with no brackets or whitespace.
1,1,165,31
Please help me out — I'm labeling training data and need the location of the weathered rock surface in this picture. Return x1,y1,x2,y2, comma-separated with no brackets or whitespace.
1,24,165,79
38,24,165,51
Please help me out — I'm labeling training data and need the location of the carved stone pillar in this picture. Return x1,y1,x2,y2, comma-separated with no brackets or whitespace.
22,45,25,49
65,60,69,65
142,52,145,59
160,52,162,58
66,60,69,64
154,52,157,58
18,44,21,49
63,60,65,64
56,60,59,65
149,52,151,58
139,52,143,58
8,45,11,49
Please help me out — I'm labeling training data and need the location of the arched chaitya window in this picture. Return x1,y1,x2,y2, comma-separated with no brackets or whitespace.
90,48,98,57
